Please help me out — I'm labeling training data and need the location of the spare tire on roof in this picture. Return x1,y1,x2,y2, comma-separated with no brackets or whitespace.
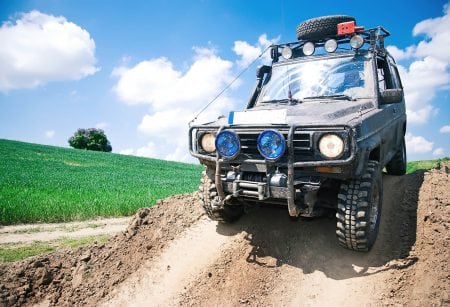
296,15,356,41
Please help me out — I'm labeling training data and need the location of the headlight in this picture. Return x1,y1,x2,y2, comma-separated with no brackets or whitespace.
215,130,240,159
200,133,216,153
318,134,345,159
257,129,286,161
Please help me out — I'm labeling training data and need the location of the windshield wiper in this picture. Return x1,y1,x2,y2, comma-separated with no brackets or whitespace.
303,94,355,101
260,98,301,105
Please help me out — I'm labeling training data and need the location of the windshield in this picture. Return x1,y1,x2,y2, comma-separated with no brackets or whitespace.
257,54,374,103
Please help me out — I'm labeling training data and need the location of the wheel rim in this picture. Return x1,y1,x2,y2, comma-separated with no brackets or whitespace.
369,182,380,233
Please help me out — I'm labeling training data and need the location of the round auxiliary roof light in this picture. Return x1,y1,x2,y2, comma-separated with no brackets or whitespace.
257,130,286,161
324,39,338,53
303,42,315,56
281,46,293,59
215,130,240,159
350,35,364,49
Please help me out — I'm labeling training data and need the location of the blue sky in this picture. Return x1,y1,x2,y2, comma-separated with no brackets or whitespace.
0,0,449,162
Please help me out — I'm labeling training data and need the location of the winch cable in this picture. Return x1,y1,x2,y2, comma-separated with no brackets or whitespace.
188,45,272,127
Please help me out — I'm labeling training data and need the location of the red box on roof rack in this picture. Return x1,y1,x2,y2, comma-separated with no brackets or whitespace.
337,21,356,35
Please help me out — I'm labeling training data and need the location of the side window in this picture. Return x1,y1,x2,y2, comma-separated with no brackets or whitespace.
377,58,395,90
388,59,403,89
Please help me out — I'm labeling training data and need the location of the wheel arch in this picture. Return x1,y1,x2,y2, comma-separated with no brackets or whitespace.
355,135,382,176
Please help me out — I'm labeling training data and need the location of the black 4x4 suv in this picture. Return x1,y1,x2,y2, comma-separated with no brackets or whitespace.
189,15,406,252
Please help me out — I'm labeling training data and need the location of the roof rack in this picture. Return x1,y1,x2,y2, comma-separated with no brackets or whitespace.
271,26,391,62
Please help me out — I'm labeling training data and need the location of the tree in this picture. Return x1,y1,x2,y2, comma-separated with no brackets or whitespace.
68,128,112,152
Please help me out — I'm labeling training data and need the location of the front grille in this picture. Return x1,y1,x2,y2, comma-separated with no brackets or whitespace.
194,126,351,163
234,129,313,161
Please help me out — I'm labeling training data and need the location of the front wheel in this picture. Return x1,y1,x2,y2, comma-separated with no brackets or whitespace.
198,168,244,223
336,160,382,252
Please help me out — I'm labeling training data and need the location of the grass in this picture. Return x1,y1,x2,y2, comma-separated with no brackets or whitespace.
0,234,111,262
406,157,450,174
0,139,203,224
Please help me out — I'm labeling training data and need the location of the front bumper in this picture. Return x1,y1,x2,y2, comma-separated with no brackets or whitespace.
189,124,358,217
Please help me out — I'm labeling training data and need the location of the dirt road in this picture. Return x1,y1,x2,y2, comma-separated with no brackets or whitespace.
1,164,449,306
0,217,130,244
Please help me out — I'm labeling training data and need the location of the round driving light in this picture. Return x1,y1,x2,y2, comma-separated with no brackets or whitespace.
215,130,240,159
281,46,293,59
302,42,315,56
350,35,364,49
318,134,345,159
257,130,286,161
200,133,216,153
324,39,338,53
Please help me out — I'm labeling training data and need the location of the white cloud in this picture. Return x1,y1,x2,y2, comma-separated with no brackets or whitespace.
233,34,278,67
405,132,434,154
113,47,238,162
113,47,234,110
0,11,98,92
119,148,134,156
433,148,445,157
118,143,157,159
386,45,416,61
113,33,278,162
135,142,157,158
413,5,450,63
398,56,449,124
439,125,450,133
44,130,55,139
387,5,450,125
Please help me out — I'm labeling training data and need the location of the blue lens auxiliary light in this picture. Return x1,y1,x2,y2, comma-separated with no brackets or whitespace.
215,130,240,159
257,130,286,161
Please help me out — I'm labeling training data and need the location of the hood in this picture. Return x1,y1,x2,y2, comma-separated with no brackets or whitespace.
224,99,375,127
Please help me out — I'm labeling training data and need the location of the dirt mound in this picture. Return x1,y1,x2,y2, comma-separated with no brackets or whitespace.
384,163,450,306
0,193,203,306
1,164,449,306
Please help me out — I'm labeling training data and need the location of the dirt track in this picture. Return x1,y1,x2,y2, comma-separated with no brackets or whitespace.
1,163,449,306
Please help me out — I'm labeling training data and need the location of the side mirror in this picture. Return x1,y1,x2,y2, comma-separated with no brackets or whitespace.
256,65,271,79
270,46,279,62
380,89,403,104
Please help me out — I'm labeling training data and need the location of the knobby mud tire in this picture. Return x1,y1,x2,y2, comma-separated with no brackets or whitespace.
199,169,244,223
336,160,382,252
296,15,355,41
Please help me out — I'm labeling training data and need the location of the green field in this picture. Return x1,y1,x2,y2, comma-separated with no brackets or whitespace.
1,139,447,225
406,157,449,174
0,139,203,225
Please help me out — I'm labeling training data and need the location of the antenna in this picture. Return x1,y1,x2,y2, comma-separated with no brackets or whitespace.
188,45,272,127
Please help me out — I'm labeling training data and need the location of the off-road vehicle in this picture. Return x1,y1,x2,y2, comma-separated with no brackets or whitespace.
189,15,406,251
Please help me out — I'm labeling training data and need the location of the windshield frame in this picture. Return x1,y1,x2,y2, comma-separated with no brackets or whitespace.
256,51,376,105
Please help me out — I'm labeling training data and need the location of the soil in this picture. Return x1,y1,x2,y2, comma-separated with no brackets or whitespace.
0,163,449,307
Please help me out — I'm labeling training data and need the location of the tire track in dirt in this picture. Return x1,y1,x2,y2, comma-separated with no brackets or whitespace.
171,172,423,306
0,217,130,244
101,218,243,306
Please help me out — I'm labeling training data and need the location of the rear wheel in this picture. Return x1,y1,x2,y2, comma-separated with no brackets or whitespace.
336,161,382,252
296,15,355,41
386,137,406,175
199,168,244,223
